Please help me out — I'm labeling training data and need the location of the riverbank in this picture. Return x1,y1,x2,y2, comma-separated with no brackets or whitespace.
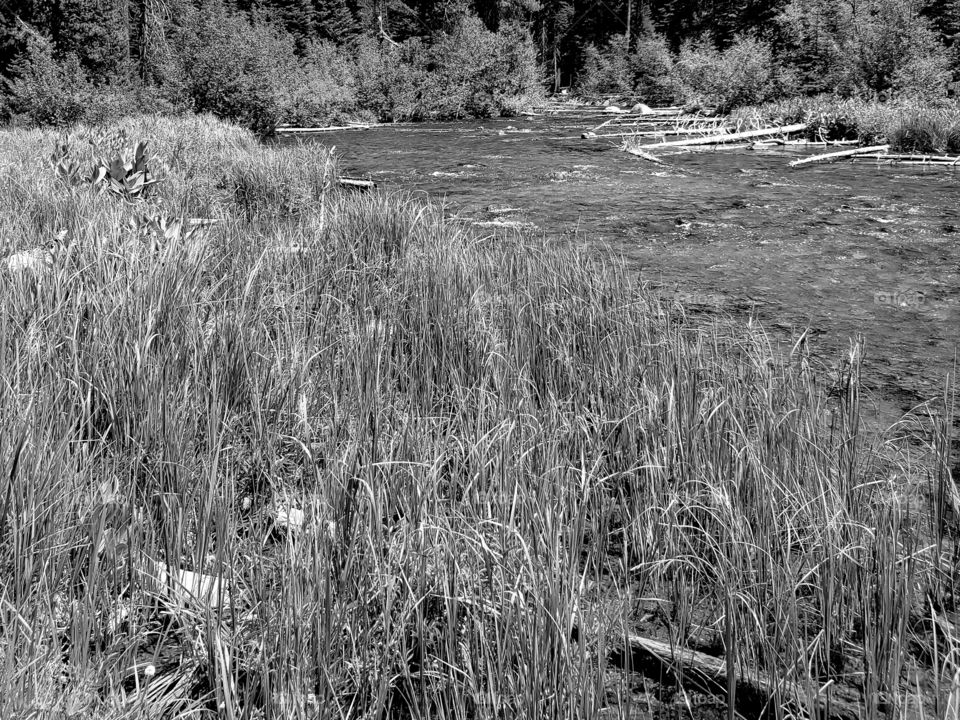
733,96,960,152
0,115,956,719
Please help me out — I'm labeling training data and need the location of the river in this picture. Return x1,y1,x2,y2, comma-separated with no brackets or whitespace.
287,115,960,427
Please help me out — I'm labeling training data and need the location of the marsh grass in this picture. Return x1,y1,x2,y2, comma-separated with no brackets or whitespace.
734,96,960,152
0,115,957,719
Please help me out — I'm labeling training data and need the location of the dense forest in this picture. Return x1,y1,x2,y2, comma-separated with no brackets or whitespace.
0,0,959,129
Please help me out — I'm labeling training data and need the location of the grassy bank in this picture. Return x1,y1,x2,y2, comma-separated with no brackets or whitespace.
734,97,960,152
0,115,957,719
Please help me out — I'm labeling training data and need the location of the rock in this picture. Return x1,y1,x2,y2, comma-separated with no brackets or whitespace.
275,506,305,532
631,102,653,114
581,131,597,139
603,105,623,113
6,248,54,280
142,559,230,609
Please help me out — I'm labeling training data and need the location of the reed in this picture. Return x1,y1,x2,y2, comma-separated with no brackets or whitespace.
734,96,960,152
0,115,955,719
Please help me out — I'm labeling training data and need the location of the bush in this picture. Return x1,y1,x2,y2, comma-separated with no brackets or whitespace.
486,22,544,116
674,35,787,113
4,37,93,127
735,95,960,149
575,35,633,97
351,18,542,122
174,1,304,133
631,33,681,105
287,41,361,126
352,36,431,122
776,0,953,99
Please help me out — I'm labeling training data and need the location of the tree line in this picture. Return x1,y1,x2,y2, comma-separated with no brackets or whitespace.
0,0,957,129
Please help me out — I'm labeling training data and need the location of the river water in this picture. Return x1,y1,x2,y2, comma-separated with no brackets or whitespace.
291,115,960,425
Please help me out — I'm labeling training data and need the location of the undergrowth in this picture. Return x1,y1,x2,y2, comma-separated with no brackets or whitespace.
0,115,957,719
734,96,960,152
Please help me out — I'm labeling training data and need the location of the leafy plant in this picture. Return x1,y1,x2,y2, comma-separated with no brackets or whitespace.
130,211,202,252
50,140,88,188
92,141,161,200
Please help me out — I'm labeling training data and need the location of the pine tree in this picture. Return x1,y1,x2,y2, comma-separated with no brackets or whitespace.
52,0,129,81
315,0,359,41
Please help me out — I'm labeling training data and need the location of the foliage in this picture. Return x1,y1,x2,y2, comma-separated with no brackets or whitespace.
0,115,955,718
173,1,304,134
631,33,681,105
427,16,543,118
575,35,634,96
735,95,960,150
574,33,680,103
4,36,93,127
776,0,953,99
674,35,786,112
91,141,161,200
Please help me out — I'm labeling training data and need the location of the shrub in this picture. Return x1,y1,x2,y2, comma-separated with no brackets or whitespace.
575,35,633,97
735,95,960,149
350,18,542,122
287,41,361,126
174,1,303,133
4,36,92,127
890,38,953,101
776,0,952,99
488,22,544,116
631,33,681,105
674,35,786,113
428,16,505,118
352,36,431,122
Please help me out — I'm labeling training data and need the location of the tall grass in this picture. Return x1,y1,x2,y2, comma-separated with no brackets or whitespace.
734,96,960,152
0,115,957,719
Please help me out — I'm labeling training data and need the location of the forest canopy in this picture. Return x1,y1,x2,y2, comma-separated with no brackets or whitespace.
0,0,957,129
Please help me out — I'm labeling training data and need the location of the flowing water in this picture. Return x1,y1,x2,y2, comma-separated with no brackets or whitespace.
289,116,960,425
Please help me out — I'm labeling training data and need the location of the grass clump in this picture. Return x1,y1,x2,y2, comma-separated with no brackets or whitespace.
735,95,960,151
0,115,958,719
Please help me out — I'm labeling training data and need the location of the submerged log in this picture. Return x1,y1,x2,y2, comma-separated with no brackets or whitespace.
621,145,664,164
620,633,861,720
789,144,890,167
634,122,808,150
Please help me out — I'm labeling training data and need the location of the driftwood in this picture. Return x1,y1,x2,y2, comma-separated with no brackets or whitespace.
582,125,732,141
621,145,664,164
588,115,621,134
849,152,960,165
635,123,808,150
338,178,376,190
621,633,862,720
783,139,859,146
789,144,890,167
276,124,372,134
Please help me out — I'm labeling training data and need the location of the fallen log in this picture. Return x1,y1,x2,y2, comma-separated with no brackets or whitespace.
789,144,890,167
276,124,372,134
338,178,376,190
848,152,960,164
621,633,862,720
634,123,808,150
783,139,859,146
621,145,665,164
587,115,621,134
585,125,733,140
